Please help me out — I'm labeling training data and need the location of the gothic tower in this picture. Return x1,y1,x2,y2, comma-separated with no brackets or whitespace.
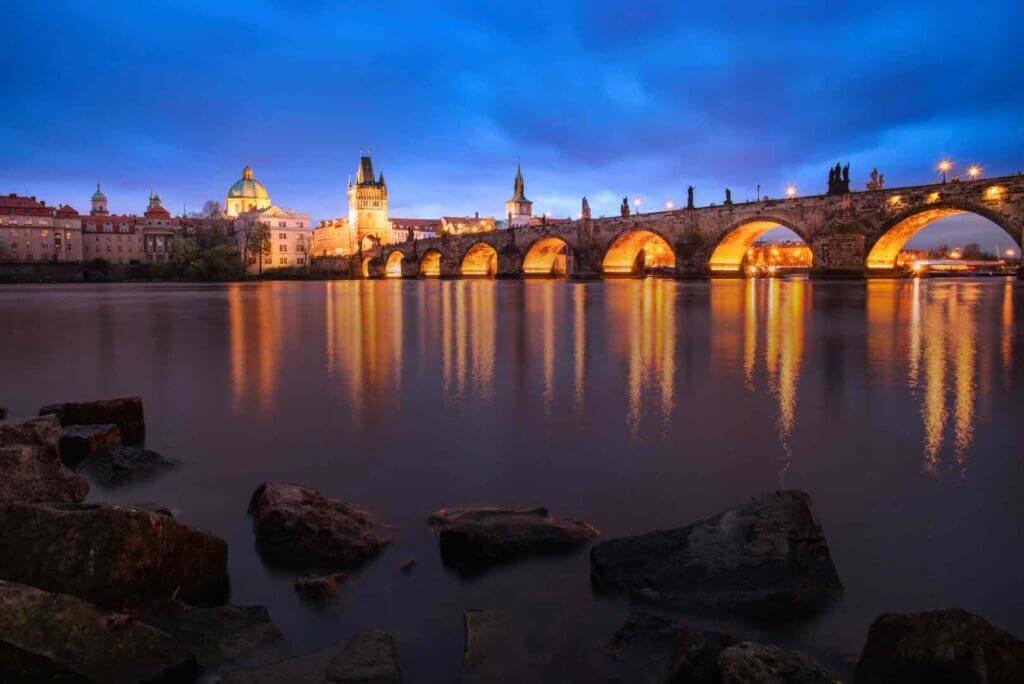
348,155,389,250
505,163,533,228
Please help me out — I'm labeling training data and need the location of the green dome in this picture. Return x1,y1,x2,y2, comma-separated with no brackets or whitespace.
227,166,269,200
91,183,106,201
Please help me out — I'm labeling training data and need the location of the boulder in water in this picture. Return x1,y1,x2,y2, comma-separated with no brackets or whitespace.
40,396,145,443
0,415,88,505
59,423,121,467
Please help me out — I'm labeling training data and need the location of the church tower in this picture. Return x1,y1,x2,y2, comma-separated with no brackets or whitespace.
348,155,389,250
91,184,109,215
505,163,532,227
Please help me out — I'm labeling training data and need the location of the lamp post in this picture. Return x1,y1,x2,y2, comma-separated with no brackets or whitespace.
785,185,797,199
633,198,641,215
967,165,982,180
938,160,953,184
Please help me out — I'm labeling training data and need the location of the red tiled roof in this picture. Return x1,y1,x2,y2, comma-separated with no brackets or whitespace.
0,194,53,216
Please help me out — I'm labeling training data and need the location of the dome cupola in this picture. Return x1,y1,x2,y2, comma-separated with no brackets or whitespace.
226,165,271,217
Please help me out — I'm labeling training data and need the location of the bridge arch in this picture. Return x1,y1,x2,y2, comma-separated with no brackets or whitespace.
601,228,676,275
866,200,1019,270
461,241,498,277
383,250,405,278
419,249,442,277
522,235,572,276
707,216,812,274
360,255,373,278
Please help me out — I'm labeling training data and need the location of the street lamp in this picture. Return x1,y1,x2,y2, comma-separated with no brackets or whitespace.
937,159,953,183
785,185,797,199
967,165,982,180
665,200,674,210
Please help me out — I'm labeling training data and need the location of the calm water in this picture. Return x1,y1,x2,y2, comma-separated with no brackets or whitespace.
2,278,1023,680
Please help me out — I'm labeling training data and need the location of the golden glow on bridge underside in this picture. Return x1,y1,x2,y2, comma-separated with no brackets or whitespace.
708,221,792,272
523,237,568,276
420,250,440,277
384,251,403,278
602,231,675,274
461,243,498,276
361,256,372,278
866,208,964,269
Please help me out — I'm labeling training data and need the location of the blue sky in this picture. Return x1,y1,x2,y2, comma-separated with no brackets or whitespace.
1,1,1021,248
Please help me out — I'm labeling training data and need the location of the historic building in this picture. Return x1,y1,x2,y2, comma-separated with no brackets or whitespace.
312,154,438,256
505,163,533,227
0,194,82,263
225,166,272,217
440,214,495,236
139,191,181,264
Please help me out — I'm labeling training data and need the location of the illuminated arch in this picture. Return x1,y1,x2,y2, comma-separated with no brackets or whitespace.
461,242,498,276
360,255,373,278
420,249,441,277
707,218,811,273
601,229,675,275
384,251,404,278
866,201,1019,270
523,236,571,276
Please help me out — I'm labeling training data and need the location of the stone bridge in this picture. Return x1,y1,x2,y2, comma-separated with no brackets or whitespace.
316,173,1024,278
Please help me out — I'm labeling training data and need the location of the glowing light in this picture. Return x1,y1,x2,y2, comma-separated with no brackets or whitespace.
950,249,962,259
966,165,982,180
785,185,797,198
665,201,674,210
888,195,903,206
985,185,1005,201
1006,249,1017,258
937,159,953,183
545,211,552,218
927,192,941,204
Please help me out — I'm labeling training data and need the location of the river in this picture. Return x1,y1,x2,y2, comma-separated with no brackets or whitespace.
1,277,1022,680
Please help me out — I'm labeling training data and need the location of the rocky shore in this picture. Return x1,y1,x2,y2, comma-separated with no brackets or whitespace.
3,398,1024,682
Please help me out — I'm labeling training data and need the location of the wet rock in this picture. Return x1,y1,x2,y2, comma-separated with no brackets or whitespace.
220,629,401,683
718,642,838,683
295,572,348,604
39,395,145,443
606,610,739,683
326,630,402,683
0,501,228,610
134,598,283,667
79,444,178,486
0,415,89,504
59,423,121,466
462,609,533,683
853,608,1024,683
590,490,842,616
247,482,394,571
428,506,599,571
0,579,198,684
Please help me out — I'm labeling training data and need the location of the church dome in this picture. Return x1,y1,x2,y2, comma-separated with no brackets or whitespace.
91,183,106,201
227,166,269,200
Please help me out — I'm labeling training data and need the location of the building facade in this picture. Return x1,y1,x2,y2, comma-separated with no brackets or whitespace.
0,194,82,263
235,205,313,273
440,214,496,236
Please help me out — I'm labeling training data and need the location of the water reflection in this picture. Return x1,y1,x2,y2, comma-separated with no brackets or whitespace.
228,283,282,416
441,281,495,401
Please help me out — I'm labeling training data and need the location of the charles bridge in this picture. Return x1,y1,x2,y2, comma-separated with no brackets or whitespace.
314,170,1024,279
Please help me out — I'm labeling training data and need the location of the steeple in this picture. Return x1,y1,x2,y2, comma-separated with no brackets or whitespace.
510,162,528,202
356,156,377,185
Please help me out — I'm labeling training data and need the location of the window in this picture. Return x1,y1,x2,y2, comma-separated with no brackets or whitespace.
296,257,304,265
279,244,287,252
278,233,287,239
279,257,288,265
278,222,286,228
120,224,128,233
264,257,272,264
40,230,48,238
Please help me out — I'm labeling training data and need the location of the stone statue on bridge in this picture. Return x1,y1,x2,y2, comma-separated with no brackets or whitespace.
866,168,885,191
828,162,851,195
620,197,630,217
581,196,591,220
724,188,732,205
687,186,695,209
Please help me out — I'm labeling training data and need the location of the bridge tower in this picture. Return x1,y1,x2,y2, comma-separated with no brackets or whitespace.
505,163,533,227
348,155,389,250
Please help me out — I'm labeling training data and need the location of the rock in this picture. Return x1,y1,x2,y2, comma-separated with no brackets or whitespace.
39,396,145,443
606,611,739,683
718,642,838,683
590,490,842,616
134,598,283,667
0,406,6,420
0,501,228,610
326,630,402,683
0,579,198,684
220,630,401,683
428,506,599,571
79,444,178,486
853,608,1024,683
463,609,533,683
59,423,122,466
0,415,89,504
399,558,417,573
295,572,348,604
247,482,394,571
